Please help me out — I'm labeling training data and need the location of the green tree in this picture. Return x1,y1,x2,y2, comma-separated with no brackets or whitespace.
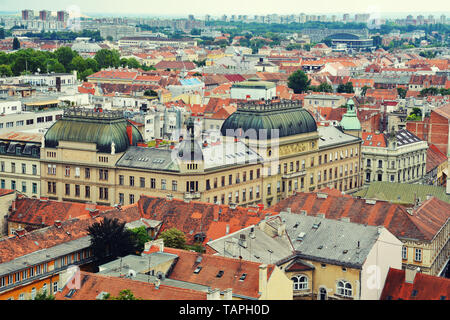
12,37,20,50
55,46,77,71
158,228,186,249
397,87,407,99
130,226,152,252
361,85,370,97
87,217,139,264
337,82,354,93
33,291,55,300
288,69,311,94
0,64,13,77
94,49,120,69
317,82,333,93
106,35,113,42
144,89,158,97
104,289,142,300
79,68,94,81
0,28,5,40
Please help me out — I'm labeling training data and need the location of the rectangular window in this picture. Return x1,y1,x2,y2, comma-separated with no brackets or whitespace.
65,184,70,195
119,175,124,185
32,183,37,194
21,163,26,174
75,185,80,197
99,187,108,200
85,186,90,198
172,180,177,191
32,164,37,175
161,179,166,190
402,246,407,260
151,178,156,189
21,182,26,193
129,176,135,186
414,248,422,262
140,177,145,188
65,166,70,176
85,168,90,179
11,162,15,173
11,180,16,190
0,179,4,189
75,167,80,177
129,194,135,204
0,161,4,172
119,193,124,205
99,169,108,181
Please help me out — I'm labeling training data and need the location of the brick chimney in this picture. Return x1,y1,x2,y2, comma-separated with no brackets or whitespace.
11,200,16,212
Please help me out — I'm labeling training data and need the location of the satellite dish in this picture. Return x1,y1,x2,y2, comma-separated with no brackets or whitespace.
127,269,136,278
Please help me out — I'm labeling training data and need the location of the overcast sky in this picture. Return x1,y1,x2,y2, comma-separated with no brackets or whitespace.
1,0,449,17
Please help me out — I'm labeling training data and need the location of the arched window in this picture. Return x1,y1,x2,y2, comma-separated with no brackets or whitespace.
291,275,308,290
337,280,352,297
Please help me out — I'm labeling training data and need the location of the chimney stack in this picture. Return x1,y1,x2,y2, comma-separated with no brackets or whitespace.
54,220,62,228
259,264,268,298
223,288,233,300
405,267,420,284
207,288,221,300
11,200,16,212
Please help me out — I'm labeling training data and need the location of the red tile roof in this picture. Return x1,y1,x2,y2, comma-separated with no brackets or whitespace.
137,196,276,245
55,271,206,300
87,70,138,80
7,197,112,229
409,197,450,241
154,61,196,70
361,131,387,147
269,191,429,241
0,189,14,197
380,268,450,300
155,247,275,299
0,204,140,264
426,144,447,173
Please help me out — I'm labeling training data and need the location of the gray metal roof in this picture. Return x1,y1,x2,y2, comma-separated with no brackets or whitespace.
98,252,178,276
116,146,180,172
0,236,92,277
207,224,293,265
318,126,361,149
279,212,381,268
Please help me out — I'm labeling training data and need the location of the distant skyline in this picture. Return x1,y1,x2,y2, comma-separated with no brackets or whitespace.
1,0,449,18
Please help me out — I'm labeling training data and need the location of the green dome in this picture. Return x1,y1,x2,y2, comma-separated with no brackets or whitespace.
339,99,361,130
221,102,317,139
44,109,144,153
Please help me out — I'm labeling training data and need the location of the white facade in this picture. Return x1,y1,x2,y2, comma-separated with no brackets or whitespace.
0,100,22,115
0,109,64,135
230,86,276,101
360,227,402,300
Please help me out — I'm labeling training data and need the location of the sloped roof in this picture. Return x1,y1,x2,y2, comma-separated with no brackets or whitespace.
0,205,140,265
55,271,206,300
408,197,450,241
160,247,275,299
281,212,381,268
137,196,275,245
353,182,450,205
380,268,450,300
426,144,447,173
269,191,427,241
7,197,112,228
